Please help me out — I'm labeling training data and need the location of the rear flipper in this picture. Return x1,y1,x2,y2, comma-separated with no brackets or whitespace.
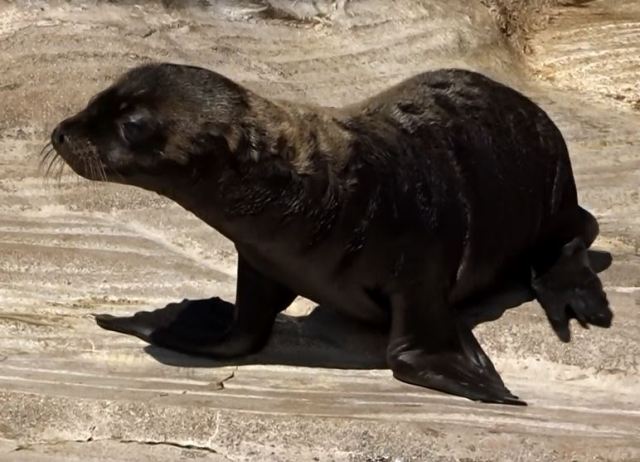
459,249,612,328
532,237,613,342
387,287,525,405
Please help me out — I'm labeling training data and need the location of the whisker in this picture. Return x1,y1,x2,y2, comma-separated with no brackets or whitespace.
89,158,96,181
39,147,52,161
82,156,89,181
85,156,100,188
30,141,53,165
38,142,53,159
39,148,56,170
45,153,60,177
99,162,108,182
39,144,54,160
93,156,107,182
51,157,61,184
39,152,51,171
41,157,60,187
55,157,66,183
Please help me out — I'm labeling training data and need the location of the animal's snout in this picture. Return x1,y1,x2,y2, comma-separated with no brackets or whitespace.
51,124,67,148
51,115,84,152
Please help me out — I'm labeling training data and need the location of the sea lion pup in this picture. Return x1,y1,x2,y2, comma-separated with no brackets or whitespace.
49,63,613,405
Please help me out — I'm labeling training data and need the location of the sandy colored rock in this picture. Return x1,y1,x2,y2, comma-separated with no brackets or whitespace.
0,1,638,460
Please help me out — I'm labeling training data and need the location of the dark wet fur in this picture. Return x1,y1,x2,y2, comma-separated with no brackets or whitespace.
51,64,613,405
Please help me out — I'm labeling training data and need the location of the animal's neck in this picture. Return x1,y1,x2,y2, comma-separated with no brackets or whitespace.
243,95,352,172
174,95,352,246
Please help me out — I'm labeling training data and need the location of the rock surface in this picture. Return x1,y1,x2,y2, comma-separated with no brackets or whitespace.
0,1,638,460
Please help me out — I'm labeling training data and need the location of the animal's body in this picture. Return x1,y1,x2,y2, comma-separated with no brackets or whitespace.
50,64,612,405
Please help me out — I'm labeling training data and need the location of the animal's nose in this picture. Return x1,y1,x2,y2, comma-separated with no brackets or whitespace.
51,124,66,147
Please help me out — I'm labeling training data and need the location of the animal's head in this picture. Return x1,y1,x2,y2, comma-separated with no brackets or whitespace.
49,63,248,191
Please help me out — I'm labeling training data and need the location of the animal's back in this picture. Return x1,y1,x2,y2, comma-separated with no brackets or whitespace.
347,69,580,299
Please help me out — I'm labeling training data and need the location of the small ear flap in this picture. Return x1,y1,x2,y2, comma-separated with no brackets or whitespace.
221,126,242,153
205,125,260,165
246,126,262,163
249,149,260,162
218,125,261,163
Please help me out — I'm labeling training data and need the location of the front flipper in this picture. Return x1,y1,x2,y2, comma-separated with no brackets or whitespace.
95,255,297,358
96,297,234,354
387,285,525,405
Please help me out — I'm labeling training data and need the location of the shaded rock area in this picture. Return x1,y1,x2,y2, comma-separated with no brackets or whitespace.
0,0,638,460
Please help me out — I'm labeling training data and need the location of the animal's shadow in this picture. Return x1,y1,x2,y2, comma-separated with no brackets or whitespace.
144,305,390,370
103,250,611,370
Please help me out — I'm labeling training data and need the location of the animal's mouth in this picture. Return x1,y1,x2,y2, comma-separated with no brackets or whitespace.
61,149,108,181
43,125,109,181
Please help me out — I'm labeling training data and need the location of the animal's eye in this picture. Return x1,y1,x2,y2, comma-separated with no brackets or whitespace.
119,120,152,145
